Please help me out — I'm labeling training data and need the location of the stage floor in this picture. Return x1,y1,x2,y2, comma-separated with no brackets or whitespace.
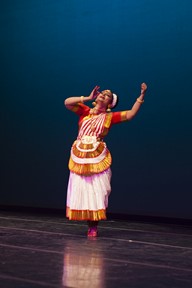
0,210,192,288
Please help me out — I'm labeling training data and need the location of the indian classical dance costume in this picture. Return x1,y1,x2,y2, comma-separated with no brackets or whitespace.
66,102,129,222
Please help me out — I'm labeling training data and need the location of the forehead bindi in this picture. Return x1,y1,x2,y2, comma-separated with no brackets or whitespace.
102,90,112,97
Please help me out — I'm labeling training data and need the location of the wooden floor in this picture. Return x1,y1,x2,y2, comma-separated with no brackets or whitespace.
0,210,192,288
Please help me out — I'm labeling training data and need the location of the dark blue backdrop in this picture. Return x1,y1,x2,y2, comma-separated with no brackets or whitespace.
1,0,192,219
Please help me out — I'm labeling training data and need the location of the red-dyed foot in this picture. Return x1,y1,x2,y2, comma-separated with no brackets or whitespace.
87,227,98,237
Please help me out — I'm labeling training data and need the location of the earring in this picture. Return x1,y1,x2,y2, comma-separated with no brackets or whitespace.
92,102,96,106
107,105,111,112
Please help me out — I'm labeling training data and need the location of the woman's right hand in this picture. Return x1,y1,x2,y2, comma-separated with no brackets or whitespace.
88,86,100,100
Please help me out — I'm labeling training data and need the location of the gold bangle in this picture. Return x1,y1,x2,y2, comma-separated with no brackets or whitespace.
137,98,144,104
80,96,84,103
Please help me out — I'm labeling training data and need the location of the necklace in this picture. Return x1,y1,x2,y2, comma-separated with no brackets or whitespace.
89,109,105,132
90,107,106,115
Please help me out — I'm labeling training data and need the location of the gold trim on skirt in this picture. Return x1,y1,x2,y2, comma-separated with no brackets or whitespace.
72,141,105,158
66,207,107,221
68,151,112,176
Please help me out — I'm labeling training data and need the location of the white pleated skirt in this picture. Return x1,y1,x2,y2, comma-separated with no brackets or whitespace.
66,168,112,221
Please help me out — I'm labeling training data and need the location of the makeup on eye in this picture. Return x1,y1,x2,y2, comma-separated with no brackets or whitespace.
101,90,112,98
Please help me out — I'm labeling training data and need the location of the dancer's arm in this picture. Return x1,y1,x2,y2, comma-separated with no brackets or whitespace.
64,86,100,109
126,83,147,120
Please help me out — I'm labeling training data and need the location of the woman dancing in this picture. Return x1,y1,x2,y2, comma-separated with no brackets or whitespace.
64,83,147,237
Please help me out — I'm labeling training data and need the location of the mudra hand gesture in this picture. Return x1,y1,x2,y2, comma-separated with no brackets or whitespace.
88,86,100,101
141,83,147,95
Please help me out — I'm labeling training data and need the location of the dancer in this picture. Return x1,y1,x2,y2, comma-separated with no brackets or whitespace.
64,83,147,237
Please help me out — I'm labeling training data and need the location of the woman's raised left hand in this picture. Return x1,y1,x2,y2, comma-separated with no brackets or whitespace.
141,83,147,94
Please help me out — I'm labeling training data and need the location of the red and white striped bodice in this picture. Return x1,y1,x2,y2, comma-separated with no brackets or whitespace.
77,113,106,140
